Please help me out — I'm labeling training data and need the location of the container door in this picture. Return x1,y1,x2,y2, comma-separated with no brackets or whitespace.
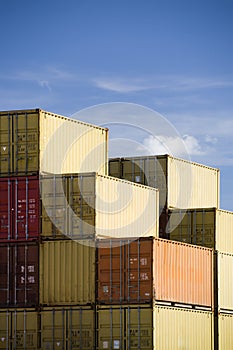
0,245,10,307
0,178,12,240
0,310,11,349
125,240,152,302
126,307,152,350
67,308,95,350
13,111,39,174
0,113,13,174
97,307,124,350
98,243,125,303
14,244,39,307
11,310,39,350
192,209,215,248
13,177,40,240
41,309,66,350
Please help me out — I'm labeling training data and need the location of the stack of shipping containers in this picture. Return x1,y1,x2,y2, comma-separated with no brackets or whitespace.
109,155,233,349
0,108,109,349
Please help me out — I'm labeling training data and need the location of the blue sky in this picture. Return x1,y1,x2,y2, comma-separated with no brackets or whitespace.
0,0,232,210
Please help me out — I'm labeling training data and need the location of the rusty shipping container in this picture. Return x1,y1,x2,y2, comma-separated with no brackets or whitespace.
97,237,213,308
40,239,96,305
41,173,159,240
0,176,40,241
40,306,95,350
0,108,108,176
169,208,233,253
218,313,233,350
96,305,214,350
0,309,39,350
217,251,233,312
109,155,220,210
0,242,39,307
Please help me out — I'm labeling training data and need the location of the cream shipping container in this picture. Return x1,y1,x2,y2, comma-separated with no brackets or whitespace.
41,173,159,240
217,251,233,312
109,155,220,210
0,108,108,176
218,313,233,350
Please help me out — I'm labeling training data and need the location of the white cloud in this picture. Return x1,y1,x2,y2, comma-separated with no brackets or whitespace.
92,78,153,93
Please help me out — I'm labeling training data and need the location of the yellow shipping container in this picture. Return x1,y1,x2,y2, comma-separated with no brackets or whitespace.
0,309,38,350
218,252,233,312
40,240,96,305
218,313,233,350
0,108,108,176
41,173,159,240
97,305,214,350
109,155,220,209
169,208,233,253
40,306,95,350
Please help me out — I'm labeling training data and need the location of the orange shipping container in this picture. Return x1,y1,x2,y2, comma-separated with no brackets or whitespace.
97,237,213,308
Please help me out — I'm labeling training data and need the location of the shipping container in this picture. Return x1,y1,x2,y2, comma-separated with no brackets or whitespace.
217,251,233,312
109,155,220,210
40,306,95,350
0,108,108,176
218,313,233,350
0,176,40,241
41,173,159,240
97,237,213,308
40,240,96,305
0,242,39,307
0,309,39,350
96,305,214,350
169,208,233,253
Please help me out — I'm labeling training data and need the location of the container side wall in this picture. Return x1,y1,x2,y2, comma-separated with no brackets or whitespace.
216,210,233,253
218,313,233,350
154,306,214,350
154,239,213,307
96,175,159,239
0,114,13,174
40,110,108,175
218,252,233,311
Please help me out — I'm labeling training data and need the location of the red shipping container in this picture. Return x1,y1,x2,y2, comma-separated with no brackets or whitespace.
0,176,40,241
0,242,39,307
97,237,213,308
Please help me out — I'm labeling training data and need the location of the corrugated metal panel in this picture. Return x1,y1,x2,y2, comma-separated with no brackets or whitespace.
96,305,214,350
109,155,219,210
154,238,213,308
40,306,95,350
216,209,233,253
0,176,40,241
0,108,108,176
154,306,214,350
96,174,159,239
0,309,39,350
218,252,233,312
0,243,39,307
40,240,95,305
97,237,213,307
218,313,233,350
168,156,219,209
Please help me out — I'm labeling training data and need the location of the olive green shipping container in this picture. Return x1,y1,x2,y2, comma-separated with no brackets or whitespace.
0,309,39,350
109,155,220,210
218,313,233,350
40,240,96,305
40,306,95,350
169,208,233,253
97,305,214,350
0,108,108,176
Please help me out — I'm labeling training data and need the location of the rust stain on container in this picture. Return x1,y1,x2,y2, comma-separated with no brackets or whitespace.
97,237,213,308
0,242,39,307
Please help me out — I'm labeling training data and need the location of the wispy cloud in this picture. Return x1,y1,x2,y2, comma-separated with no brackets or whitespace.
92,75,233,93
